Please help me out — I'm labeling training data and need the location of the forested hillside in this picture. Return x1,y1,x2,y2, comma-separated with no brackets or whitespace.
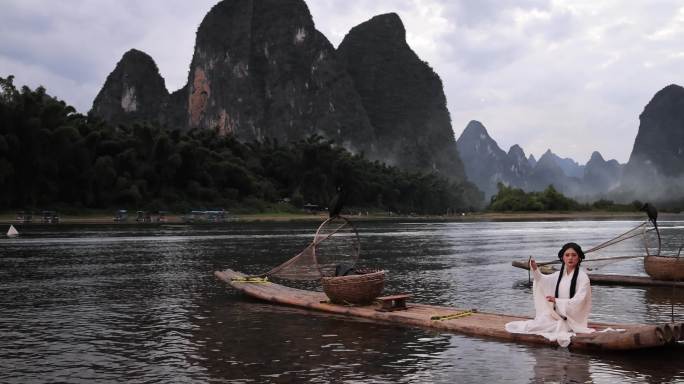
0,76,482,214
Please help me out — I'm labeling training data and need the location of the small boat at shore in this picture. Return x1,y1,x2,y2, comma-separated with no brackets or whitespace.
216,269,683,351
6,225,18,238
511,260,684,287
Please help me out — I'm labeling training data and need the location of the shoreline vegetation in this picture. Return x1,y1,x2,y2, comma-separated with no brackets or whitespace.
0,210,675,225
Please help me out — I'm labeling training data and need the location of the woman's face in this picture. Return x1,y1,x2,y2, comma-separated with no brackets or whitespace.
563,247,580,270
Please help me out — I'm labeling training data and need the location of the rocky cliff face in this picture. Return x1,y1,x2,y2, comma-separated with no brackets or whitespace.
90,1,482,202
621,84,684,200
184,0,375,151
92,0,375,153
90,49,169,125
337,13,466,180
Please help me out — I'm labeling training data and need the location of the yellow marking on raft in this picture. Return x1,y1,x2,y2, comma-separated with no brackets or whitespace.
430,309,477,321
230,276,270,283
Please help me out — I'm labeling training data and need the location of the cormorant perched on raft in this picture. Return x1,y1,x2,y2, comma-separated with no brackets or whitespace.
641,202,661,254
328,185,345,218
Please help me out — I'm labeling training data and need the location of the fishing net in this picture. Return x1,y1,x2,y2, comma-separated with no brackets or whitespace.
536,220,657,271
256,216,361,280
584,221,649,254
258,243,320,280
578,221,653,270
575,219,667,272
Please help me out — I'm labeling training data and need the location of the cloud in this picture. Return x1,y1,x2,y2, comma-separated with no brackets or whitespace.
422,1,684,162
0,0,215,110
2,0,684,164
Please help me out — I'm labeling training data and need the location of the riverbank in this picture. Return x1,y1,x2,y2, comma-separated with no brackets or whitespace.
1,210,679,225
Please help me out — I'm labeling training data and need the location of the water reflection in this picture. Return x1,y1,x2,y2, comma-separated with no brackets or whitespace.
529,348,592,384
526,345,684,384
590,346,684,384
643,285,684,324
190,296,455,383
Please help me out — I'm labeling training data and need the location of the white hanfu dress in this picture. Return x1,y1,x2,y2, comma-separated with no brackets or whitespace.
505,264,595,347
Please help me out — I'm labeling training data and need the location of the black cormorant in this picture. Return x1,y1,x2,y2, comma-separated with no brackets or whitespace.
641,202,661,254
328,185,345,218
641,202,658,224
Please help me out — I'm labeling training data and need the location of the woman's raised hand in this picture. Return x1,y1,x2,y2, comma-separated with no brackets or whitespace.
530,258,538,271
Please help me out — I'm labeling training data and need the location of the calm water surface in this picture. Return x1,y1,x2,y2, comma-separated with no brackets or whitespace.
1,219,683,383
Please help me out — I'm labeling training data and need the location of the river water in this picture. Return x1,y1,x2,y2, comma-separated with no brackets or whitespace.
1,219,683,383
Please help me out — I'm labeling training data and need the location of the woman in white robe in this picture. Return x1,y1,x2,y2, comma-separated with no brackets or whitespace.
506,242,595,347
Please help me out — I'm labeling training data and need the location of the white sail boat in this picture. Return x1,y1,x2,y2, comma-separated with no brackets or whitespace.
7,225,18,237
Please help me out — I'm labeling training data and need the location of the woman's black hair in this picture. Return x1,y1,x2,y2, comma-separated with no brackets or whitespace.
554,242,585,299
556,242,585,262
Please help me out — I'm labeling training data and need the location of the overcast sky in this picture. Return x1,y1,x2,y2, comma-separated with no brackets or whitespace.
2,1,683,164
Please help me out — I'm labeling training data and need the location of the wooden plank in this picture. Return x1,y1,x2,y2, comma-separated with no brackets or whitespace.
378,294,412,300
376,294,411,311
511,260,684,287
215,269,683,351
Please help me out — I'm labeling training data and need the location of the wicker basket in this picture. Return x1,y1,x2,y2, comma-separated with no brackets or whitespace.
644,255,684,280
321,269,385,304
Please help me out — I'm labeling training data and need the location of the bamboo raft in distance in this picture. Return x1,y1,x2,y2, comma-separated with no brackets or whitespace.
215,269,683,351
511,260,684,288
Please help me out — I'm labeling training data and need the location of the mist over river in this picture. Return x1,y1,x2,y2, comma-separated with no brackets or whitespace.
1,220,683,383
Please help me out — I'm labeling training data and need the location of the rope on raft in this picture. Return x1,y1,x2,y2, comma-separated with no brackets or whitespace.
430,309,477,321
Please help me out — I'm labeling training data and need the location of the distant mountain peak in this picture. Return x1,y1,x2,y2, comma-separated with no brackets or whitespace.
456,120,526,198
461,120,491,141
538,149,557,164
121,48,154,61
466,120,485,129
507,144,526,160
338,11,468,180
361,13,405,42
90,48,168,124
585,150,623,192
456,121,500,156
589,151,604,163
506,144,531,180
456,123,621,199
537,149,584,178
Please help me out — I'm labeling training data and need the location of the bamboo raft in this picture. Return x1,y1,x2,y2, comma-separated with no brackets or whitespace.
216,269,683,351
511,260,684,287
